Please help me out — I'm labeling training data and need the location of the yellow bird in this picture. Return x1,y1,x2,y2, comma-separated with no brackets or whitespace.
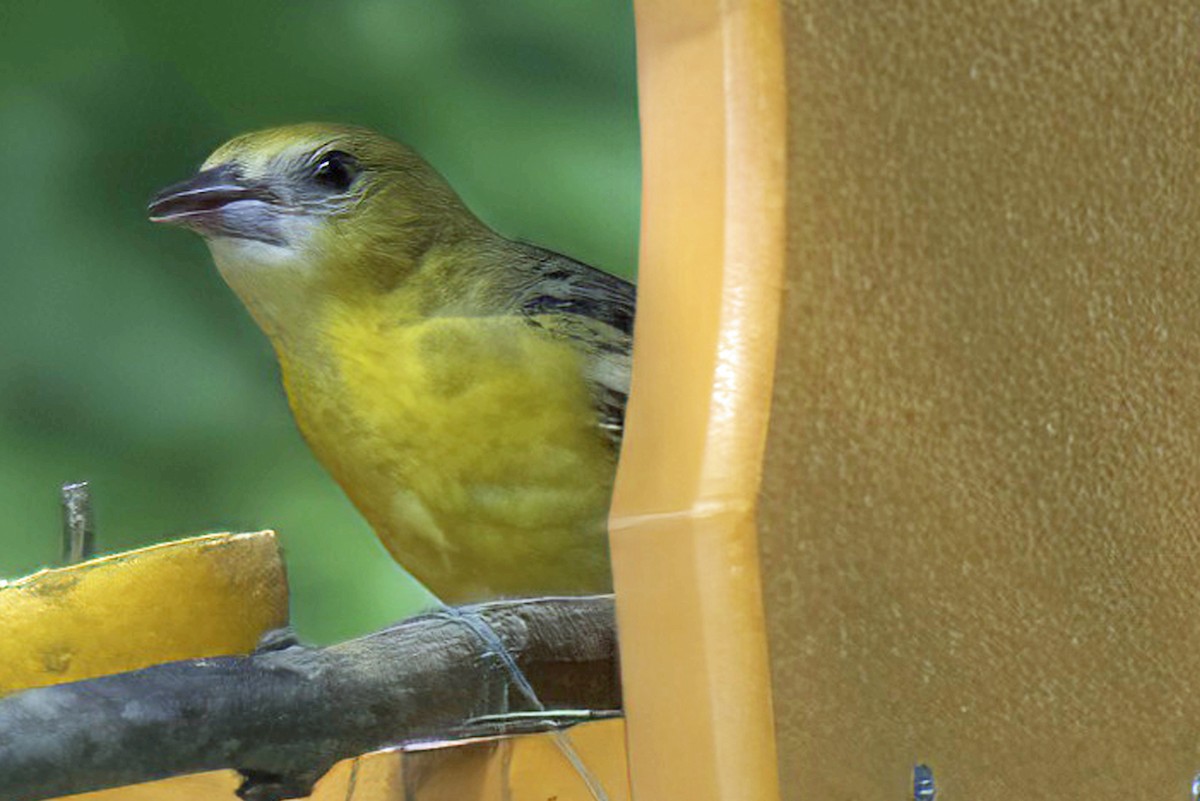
148,123,634,603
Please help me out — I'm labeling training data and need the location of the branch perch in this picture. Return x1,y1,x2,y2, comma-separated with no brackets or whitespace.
0,595,619,801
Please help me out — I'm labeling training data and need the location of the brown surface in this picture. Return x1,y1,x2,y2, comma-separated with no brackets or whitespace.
611,1,785,800
761,2,1200,798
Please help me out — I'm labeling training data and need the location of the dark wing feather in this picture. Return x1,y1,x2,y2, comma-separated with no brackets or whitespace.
514,246,636,448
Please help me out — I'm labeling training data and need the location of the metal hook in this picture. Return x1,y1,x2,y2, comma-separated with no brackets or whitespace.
914,763,936,801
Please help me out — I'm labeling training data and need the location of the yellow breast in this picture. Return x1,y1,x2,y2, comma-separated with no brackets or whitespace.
276,300,616,602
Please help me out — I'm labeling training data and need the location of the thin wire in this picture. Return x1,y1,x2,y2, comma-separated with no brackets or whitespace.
341,756,361,801
434,605,610,801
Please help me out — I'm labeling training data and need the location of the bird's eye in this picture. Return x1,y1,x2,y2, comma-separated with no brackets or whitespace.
311,150,359,192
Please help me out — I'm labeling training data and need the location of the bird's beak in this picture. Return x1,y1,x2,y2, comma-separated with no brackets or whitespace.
148,165,287,246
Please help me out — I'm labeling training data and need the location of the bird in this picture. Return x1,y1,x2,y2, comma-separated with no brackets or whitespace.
148,123,634,603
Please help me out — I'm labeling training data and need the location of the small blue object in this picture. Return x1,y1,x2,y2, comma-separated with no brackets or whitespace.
913,763,936,801
1191,771,1200,801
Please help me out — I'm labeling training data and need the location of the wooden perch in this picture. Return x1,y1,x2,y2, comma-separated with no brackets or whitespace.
0,595,619,801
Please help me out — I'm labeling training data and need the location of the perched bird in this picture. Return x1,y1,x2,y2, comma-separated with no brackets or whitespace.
149,123,634,602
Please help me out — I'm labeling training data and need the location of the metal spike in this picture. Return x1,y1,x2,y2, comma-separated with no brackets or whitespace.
60,481,95,564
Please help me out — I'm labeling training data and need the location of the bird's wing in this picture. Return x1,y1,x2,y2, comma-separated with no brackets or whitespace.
515,248,636,449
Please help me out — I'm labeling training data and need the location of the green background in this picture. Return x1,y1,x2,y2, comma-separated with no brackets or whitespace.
0,1,639,643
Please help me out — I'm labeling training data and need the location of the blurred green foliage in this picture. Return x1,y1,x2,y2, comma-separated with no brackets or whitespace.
0,1,639,643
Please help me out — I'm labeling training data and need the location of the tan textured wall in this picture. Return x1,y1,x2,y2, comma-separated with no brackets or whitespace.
761,2,1200,798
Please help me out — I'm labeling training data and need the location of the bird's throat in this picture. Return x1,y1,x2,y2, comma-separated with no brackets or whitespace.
205,236,340,349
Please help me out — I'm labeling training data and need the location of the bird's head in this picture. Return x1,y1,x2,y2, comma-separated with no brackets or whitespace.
149,124,485,334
